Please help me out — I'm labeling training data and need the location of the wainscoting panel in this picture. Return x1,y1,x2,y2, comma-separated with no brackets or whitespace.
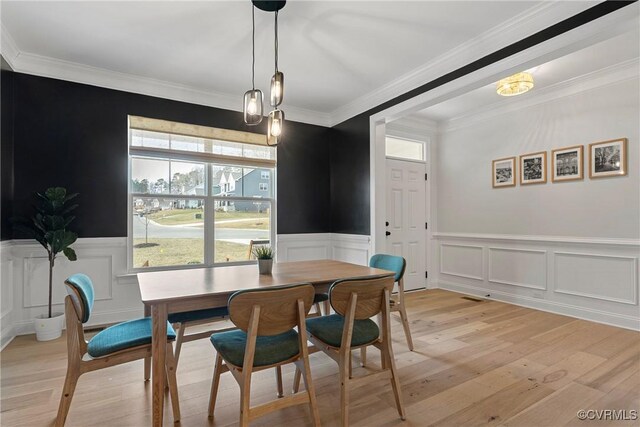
434,233,640,330
276,234,332,263
488,247,547,290
439,243,484,280
22,255,113,308
331,234,372,266
554,252,637,305
1,242,14,350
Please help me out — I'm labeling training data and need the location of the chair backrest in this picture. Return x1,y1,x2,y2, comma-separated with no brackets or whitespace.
329,276,394,320
228,283,314,336
369,254,406,282
64,274,95,323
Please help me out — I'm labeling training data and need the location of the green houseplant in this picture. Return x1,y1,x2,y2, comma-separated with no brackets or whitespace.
252,245,274,275
13,187,79,341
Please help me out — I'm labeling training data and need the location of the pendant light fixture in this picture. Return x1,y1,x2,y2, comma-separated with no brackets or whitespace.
243,4,263,125
252,0,286,146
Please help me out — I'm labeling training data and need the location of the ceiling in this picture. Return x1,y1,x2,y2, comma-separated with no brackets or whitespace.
1,1,599,126
410,27,640,124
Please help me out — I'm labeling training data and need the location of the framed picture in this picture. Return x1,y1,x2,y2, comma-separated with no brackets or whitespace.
520,151,547,185
551,145,583,182
589,138,628,178
492,157,516,188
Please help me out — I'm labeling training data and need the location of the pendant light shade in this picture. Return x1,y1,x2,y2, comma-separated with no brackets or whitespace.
267,109,284,145
243,5,263,125
270,71,284,107
243,89,264,125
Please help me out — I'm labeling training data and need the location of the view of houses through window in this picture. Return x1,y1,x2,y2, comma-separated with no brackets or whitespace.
128,121,275,270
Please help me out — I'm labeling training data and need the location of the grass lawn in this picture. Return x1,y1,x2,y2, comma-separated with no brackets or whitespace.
147,209,269,229
133,238,250,267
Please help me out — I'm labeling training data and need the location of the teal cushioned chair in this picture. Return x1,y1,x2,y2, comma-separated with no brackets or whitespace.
56,274,181,426
208,284,321,426
369,254,413,351
295,275,406,425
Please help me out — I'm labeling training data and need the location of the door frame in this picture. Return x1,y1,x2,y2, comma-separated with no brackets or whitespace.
368,7,637,288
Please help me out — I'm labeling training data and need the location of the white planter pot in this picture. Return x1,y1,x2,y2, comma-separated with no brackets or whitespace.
34,312,65,341
257,259,273,275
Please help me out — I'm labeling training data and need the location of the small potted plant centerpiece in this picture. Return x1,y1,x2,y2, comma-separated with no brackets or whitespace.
253,245,274,275
13,187,79,341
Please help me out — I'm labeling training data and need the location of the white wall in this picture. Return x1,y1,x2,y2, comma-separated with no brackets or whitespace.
434,74,640,330
437,78,639,238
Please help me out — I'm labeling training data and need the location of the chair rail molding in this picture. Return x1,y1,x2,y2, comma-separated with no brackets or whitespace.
434,232,640,331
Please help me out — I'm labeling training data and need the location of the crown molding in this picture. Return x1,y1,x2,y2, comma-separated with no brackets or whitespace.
0,23,19,69
6,49,332,128
439,57,639,134
328,1,598,126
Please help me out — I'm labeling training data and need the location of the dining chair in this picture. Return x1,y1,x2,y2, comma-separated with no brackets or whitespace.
360,254,412,367
208,283,321,427
57,274,180,426
295,275,405,426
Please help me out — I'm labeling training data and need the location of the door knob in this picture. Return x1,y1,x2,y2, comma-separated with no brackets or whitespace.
385,231,391,236
385,221,389,226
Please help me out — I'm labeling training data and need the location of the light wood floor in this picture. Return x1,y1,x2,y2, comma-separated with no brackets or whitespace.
1,289,639,426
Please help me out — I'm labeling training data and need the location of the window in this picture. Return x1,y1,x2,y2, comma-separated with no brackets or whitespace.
385,136,425,161
128,116,276,271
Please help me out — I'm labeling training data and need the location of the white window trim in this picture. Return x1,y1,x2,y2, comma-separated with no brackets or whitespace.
127,118,277,273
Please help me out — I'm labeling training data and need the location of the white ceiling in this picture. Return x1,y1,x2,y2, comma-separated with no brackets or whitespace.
1,1,599,126
411,27,640,124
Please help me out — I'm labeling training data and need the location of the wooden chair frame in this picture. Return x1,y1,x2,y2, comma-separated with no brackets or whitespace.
56,297,180,426
361,274,414,367
294,276,405,426
208,285,321,427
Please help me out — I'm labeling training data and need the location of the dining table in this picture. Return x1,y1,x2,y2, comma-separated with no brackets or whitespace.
137,259,395,426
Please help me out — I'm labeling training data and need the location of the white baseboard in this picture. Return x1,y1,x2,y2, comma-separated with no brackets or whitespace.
438,280,640,331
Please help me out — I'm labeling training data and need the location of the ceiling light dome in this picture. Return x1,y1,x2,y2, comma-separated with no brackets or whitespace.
496,72,534,97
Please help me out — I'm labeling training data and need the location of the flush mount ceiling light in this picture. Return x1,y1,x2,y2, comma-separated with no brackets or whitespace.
496,72,534,97
252,0,286,146
243,4,263,125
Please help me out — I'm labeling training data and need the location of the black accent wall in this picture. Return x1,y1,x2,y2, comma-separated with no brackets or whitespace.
329,0,635,235
7,73,332,238
1,65,15,240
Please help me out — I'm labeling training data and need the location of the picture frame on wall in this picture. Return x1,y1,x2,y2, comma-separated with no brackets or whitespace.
551,145,583,182
492,156,516,188
520,151,547,185
589,138,628,178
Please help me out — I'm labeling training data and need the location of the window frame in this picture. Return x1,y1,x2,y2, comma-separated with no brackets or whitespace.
127,117,276,273
385,135,426,163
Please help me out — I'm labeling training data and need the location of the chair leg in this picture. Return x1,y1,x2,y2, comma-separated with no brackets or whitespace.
398,306,414,351
384,339,406,420
296,358,321,427
360,347,367,367
313,302,322,317
165,343,181,422
174,323,186,367
292,366,302,393
208,353,223,418
55,368,80,427
323,299,331,316
275,365,284,398
339,352,350,427
144,356,151,381
239,374,252,427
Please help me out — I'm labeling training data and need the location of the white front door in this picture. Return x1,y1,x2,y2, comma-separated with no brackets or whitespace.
385,158,426,291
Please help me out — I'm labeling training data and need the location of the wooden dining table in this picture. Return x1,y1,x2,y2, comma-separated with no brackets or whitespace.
137,259,394,426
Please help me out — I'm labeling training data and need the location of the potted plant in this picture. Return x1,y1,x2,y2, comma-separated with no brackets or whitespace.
252,245,274,275
13,187,78,341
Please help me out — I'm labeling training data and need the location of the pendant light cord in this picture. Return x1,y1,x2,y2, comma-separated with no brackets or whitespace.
274,10,279,73
251,5,256,90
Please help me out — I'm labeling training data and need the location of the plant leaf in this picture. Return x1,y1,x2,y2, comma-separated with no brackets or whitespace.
63,247,77,261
